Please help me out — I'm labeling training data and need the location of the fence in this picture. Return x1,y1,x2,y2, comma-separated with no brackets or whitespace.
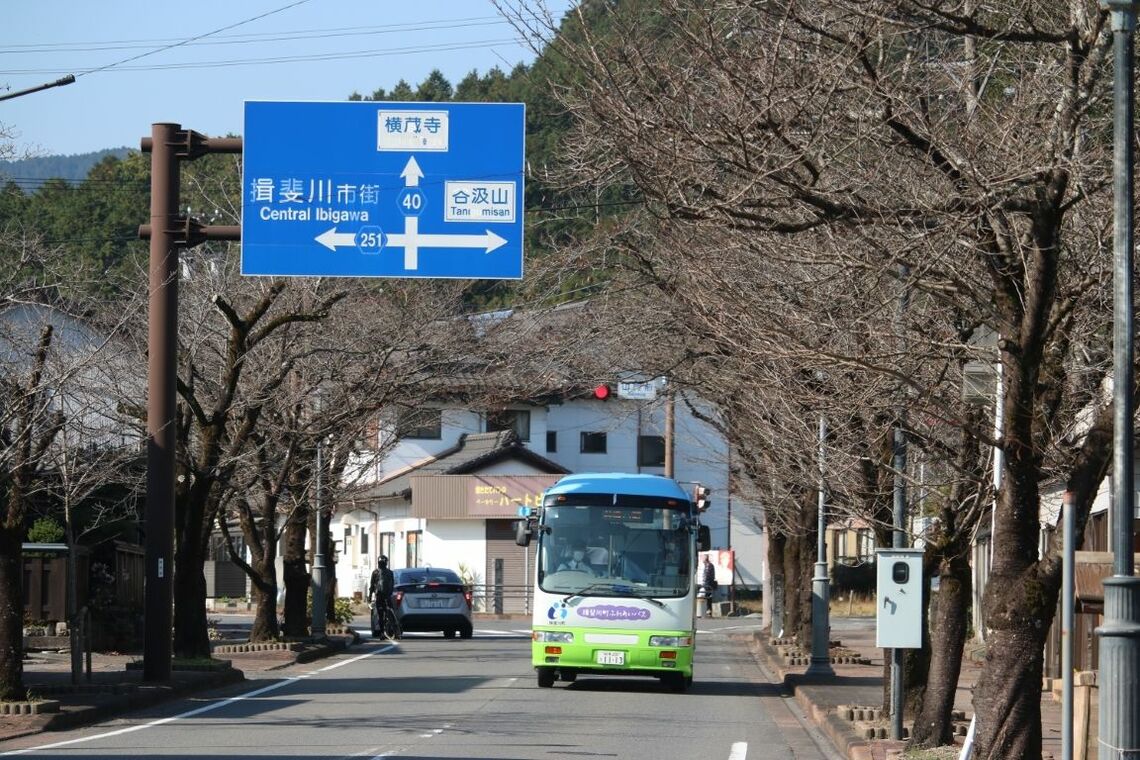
469,582,533,615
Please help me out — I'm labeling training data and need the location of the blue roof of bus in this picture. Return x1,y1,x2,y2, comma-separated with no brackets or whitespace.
545,473,690,501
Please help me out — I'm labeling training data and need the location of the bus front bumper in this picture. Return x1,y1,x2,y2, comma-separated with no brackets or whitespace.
531,628,694,677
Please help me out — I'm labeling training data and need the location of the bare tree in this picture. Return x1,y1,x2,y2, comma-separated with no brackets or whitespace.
147,251,347,659
0,235,141,697
504,3,1120,757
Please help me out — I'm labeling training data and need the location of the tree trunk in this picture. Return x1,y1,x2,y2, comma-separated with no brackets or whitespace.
911,547,972,747
797,521,815,648
784,527,805,645
767,531,786,635
0,528,25,701
247,530,280,643
236,499,280,643
902,548,938,719
248,564,279,643
787,491,817,648
972,566,1055,760
172,543,211,659
281,517,309,637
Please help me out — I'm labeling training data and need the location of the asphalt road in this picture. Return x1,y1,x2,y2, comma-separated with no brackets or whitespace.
0,618,843,760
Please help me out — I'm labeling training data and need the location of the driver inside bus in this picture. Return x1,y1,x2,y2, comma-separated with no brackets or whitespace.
557,540,596,575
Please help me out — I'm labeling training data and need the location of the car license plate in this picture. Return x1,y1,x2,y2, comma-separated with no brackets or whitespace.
420,599,449,608
595,650,625,666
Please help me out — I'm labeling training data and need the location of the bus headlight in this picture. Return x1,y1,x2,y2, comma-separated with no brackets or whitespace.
649,635,692,647
533,631,574,643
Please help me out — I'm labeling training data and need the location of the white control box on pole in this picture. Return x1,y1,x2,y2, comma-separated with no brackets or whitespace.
875,548,925,649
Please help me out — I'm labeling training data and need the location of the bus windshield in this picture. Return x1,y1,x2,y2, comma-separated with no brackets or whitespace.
538,502,692,598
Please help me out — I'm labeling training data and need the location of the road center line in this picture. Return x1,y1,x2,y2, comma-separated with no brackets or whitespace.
1,643,398,756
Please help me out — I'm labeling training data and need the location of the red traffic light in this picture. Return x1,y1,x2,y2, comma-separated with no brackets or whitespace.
593,384,611,400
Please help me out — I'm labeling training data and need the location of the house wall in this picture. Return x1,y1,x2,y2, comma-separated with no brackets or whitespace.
422,519,485,578
730,506,765,590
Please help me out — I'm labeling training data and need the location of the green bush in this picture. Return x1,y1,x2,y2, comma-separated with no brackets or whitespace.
331,597,354,625
27,516,65,543
305,591,356,626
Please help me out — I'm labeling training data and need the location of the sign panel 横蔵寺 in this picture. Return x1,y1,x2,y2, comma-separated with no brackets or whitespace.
241,101,524,279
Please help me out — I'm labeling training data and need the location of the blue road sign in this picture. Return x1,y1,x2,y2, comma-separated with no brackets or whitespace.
241,101,525,279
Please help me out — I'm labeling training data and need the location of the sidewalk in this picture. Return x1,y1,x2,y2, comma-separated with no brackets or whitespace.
1,628,358,744
748,618,1072,760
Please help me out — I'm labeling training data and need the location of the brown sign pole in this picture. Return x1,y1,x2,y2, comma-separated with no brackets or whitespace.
139,124,240,681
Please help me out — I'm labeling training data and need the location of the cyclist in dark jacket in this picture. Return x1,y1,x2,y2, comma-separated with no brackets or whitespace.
369,556,395,634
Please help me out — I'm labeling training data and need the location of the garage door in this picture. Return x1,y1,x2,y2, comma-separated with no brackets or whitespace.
484,519,532,614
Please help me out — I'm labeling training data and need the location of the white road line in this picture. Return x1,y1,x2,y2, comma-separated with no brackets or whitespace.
728,741,748,760
1,643,398,756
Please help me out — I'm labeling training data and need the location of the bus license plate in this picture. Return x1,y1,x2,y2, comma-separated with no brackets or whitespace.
596,650,625,666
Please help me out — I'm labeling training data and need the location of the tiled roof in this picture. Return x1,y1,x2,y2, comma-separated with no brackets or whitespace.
360,430,569,500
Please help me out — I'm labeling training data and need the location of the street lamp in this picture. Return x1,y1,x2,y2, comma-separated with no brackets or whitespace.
311,433,328,637
1098,3,1140,758
806,416,835,676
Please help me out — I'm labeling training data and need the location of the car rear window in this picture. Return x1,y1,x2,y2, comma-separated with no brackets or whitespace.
396,570,462,586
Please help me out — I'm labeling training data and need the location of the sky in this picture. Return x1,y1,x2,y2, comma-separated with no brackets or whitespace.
0,1,574,157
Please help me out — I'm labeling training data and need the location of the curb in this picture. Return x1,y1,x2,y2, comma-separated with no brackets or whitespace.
751,632,900,760
2,635,357,743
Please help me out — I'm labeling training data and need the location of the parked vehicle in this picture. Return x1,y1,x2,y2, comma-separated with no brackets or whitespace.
392,567,474,638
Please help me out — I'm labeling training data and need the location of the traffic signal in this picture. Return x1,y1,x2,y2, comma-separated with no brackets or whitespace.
593,384,611,400
694,485,711,512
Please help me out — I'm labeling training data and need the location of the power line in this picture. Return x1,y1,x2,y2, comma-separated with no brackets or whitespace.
76,0,314,78
0,17,505,54
1,37,526,76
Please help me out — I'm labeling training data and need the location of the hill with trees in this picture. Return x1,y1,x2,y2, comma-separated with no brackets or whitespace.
0,148,132,190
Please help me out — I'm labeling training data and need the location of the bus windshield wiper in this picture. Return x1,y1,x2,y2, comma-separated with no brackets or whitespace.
635,593,666,609
562,581,622,604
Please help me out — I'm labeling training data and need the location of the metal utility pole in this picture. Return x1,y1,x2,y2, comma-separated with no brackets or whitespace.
1099,3,1140,757
1062,491,1075,760
890,262,910,741
139,125,240,681
890,421,907,741
0,74,74,102
664,387,675,478
807,416,835,676
311,436,327,637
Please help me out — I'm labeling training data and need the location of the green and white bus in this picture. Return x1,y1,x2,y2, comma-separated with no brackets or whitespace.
515,472,710,691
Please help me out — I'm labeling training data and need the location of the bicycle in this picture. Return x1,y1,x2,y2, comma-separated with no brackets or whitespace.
370,599,401,640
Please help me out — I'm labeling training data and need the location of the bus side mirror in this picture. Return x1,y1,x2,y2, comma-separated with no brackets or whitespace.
515,520,532,547
697,525,711,552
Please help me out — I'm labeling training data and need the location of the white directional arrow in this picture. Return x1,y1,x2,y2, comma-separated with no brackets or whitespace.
400,156,424,187
386,217,507,270
387,229,507,253
315,227,356,251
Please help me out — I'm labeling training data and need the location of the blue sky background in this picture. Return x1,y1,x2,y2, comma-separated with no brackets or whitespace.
1,1,573,157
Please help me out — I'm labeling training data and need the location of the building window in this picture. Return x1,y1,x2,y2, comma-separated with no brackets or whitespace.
396,407,442,439
406,530,422,568
580,431,607,454
380,532,395,562
486,409,530,441
857,529,874,562
638,435,666,467
360,532,369,556
546,430,557,453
